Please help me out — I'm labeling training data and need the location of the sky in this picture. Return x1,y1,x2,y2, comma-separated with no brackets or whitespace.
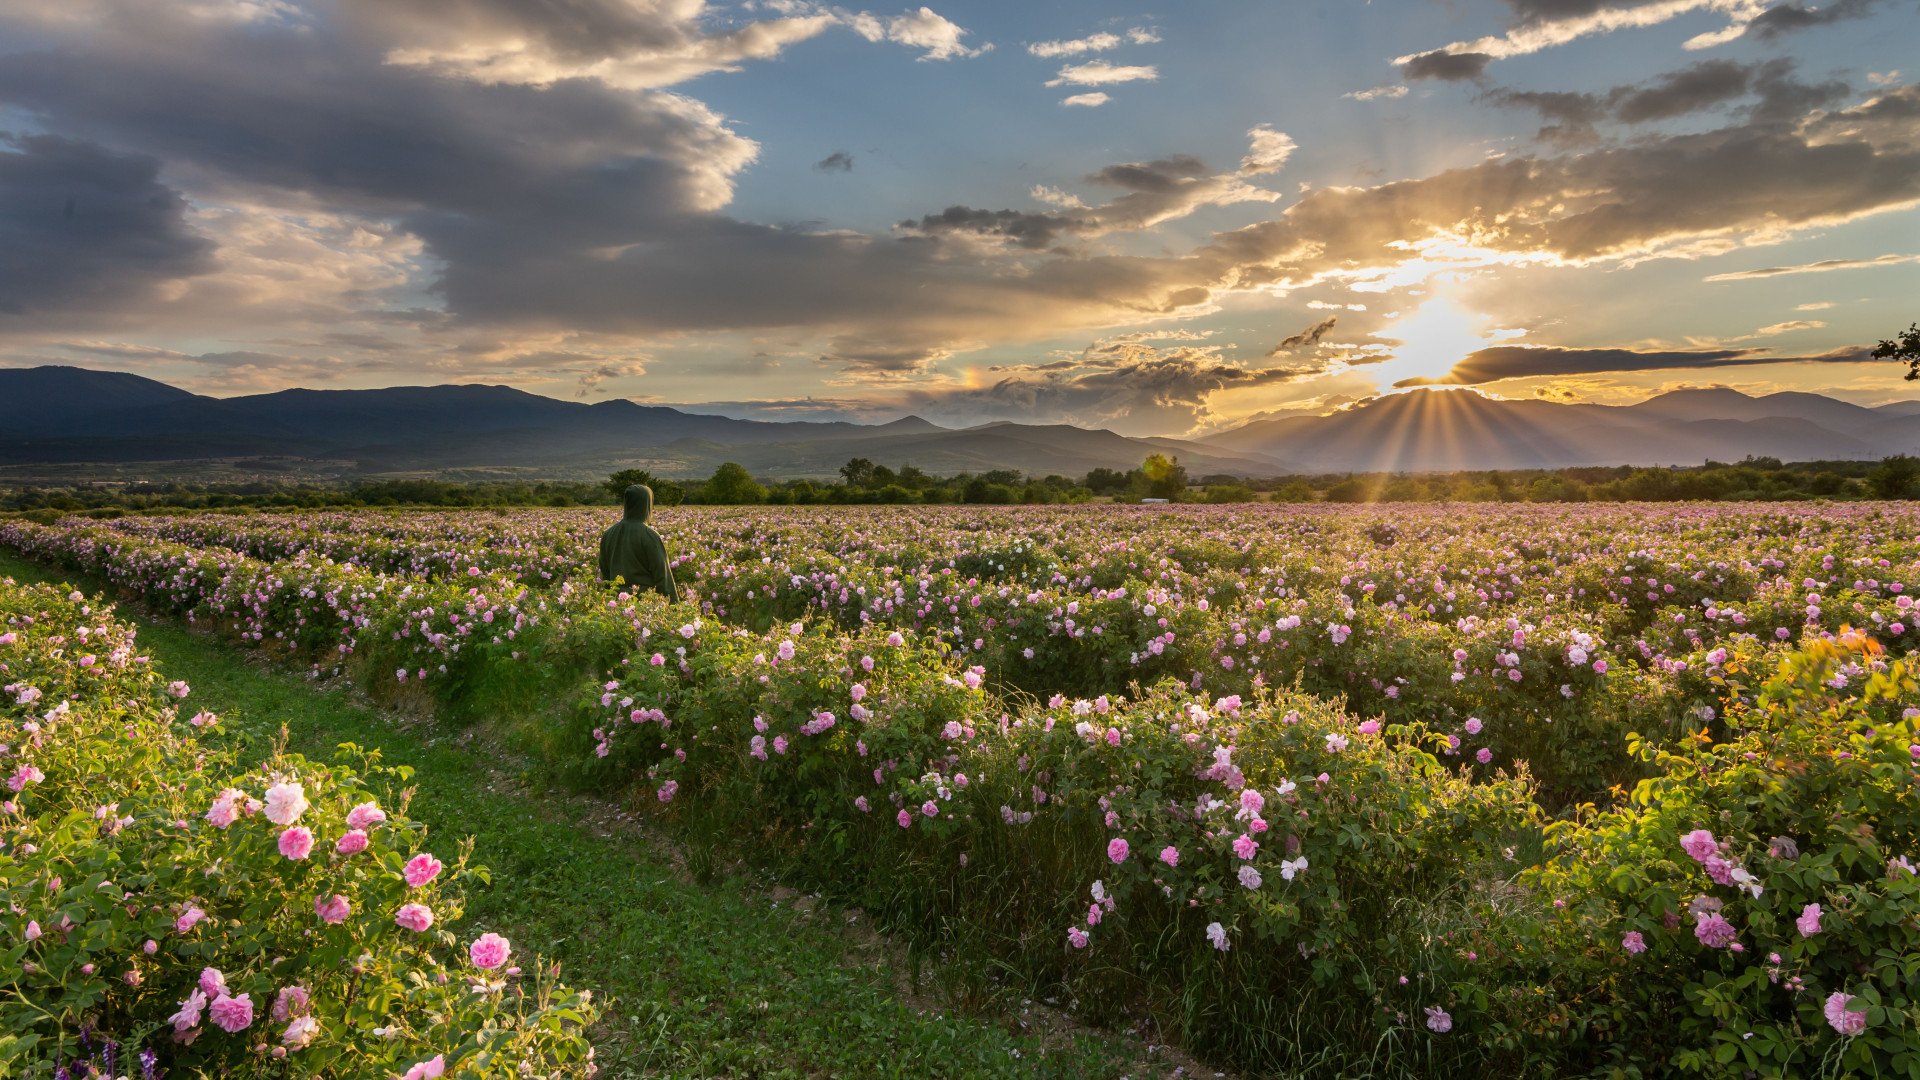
1,0,1917,437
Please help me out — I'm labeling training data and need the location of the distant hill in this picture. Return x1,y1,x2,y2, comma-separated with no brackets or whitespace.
1204,387,1920,472
4,366,1914,480
0,366,1277,480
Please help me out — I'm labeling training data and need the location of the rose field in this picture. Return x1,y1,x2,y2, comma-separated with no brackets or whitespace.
4,502,1919,1078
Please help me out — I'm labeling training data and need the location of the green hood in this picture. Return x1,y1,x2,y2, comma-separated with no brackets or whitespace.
622,484,654,522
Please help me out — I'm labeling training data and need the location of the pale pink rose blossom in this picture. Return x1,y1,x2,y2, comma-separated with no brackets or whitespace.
395,903,434,932
1825,992,1868,1036
262,782,308,826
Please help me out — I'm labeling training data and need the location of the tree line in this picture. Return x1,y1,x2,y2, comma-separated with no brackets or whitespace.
2,453,1915,518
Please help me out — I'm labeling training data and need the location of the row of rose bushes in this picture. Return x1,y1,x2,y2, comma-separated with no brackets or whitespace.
23,513,1920,807
5,519,1916,1074
0,577,599,1077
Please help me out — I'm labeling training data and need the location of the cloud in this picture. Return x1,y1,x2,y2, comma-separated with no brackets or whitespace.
1801,84,1920,152
899,206,1085,249
1703,252,1920,280
1344,85,1409,101
902,343,1310,435
1753,319,1825,333
1061,92,1111,107
1028,26,1159,57
1481,58,1849,142
897,127,1289,255
1612,59,1758,122
1030,184,1087,208
1046,60,1159,87
1401,50,1494,81
815,150,855,172
1747,0,1880,38
1399,1,1767,70
1029,31,1122,57
359,0,844,90
0,135,216,320
1086,155,1212,192
1242,126,1299,173
1197,110,1920,287
1394,342,1871,386
819,333,955,377
846,6,990,60
1269,317,1339,355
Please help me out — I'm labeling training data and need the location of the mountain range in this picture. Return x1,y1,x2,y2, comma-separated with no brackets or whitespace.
1,366,1915,482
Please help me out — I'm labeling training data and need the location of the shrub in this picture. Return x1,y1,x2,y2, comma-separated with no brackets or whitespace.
1534,630,1920,1075
0,579,598,1077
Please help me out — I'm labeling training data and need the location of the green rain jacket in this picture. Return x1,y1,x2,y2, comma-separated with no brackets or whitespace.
598,485,679,600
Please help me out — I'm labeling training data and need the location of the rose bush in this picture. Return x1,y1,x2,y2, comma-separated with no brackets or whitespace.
0,578,598,1077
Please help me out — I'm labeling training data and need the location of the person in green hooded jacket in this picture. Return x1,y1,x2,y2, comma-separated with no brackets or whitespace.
599,484,679,600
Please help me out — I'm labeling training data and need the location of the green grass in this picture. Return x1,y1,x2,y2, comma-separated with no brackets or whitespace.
0,553,1177,1079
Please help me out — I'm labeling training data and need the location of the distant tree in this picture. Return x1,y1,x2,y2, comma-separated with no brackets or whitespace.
1869,455,1920,499
701,462,767,504
897,463,933,490
840,458,878,487
604,468,660,499
1083,467,1129,495
1202,483,1255,503
1139,454,1188,499
1872,322,1920,381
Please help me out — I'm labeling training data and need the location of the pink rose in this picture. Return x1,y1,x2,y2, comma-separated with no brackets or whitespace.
335,829,369,855
209,992,254,1033
271,985,310,1023
401,1056,447,1080
1825,992,1868,1036
345,801,386,830
1106,837,1129,863
198,967,227,998
403,853,442,888
395,903,434,932
174,905,206,934
1679,829,1718,863
1621,931,1647,954
278,827,314,861
1796,903,1822,937
468,932,511,970
314,894,351,925
262,782,308,826
169,989,207,1032
281,1014,318,1049
1159,845,1180,867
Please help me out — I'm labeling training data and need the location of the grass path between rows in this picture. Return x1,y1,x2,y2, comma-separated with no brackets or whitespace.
1,552,1189,1079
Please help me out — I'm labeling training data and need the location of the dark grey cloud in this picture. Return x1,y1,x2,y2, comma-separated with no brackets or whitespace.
1749,0,1881,38
815,151,855,173
0,134,215,319
1612,60,1756,123
1085,155,1211,192
1269,317,1338,355
1482,59,1851,142
1498,0,1619,22
903,349,1306,435
900,206,1081,249
1402,50,1493,82
1799,82,1919,148
1395,343,1873,386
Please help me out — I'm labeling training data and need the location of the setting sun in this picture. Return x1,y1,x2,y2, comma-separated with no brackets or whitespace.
1367,298,1499,390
